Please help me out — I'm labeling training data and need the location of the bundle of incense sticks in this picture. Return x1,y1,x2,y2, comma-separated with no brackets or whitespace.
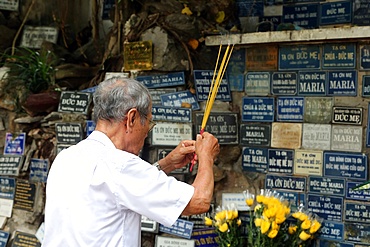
190,42,234,172
352,180,370,191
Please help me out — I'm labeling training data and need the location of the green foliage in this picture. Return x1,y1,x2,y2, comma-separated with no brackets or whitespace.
0,47,57,94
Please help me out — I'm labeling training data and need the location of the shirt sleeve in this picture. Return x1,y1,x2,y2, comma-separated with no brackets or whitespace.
109,151,195,227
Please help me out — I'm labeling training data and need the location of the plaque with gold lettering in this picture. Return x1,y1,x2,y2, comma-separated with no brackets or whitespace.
246,45,278,71
14,179,37,212
11,231,41,247
123,41,153,71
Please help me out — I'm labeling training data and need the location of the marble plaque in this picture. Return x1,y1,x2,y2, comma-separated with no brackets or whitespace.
294,149,323,176
301,123,331,150
304,97,333,123
271,122,302,149
331,125,362,152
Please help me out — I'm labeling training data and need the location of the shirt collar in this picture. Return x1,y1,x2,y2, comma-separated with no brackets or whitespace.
86,131,116,149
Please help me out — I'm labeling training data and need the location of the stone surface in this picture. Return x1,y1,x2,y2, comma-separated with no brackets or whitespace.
21,92,60,117
0,25,16,51
141,26,189,71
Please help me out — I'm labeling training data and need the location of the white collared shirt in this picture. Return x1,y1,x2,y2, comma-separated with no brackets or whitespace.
42,131,194,247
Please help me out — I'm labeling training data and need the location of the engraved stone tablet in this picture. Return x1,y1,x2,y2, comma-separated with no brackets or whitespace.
242,97,274,122
20,26,58,49
58,91,92,114
242,147,268,173
0,154,23,177
271,72,297,95
294,150,323,176
307,194,343,221
0,0,18,10
55,123,83,144
155,236,195,247
271,122,302,149
324,151,368,180
298,71,326,96
240,124,270,146
308,176,345,196
331,125,362,152
344,222,370,243
244,72,270,96
159,218,194,239
268,149,294,174
327,70,357,96
319,221,344,242
363,75,370,97
123,41,153,71
195,113,238,144
360,45,370,70
332,107,362,125
276,96,304,122
149,88,176,106
246,45,278,71
136,72,185,88
14,179,37,212
151,122,192,146
12,231,41,247
104,72,129,80
304,97,333,123
346,181,370,201
344,202,370,223
302,123,331,150
279,45,321,70
265,174,306,192
322,43,356,69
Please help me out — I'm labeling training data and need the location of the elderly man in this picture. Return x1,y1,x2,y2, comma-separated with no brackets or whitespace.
42,77,220,246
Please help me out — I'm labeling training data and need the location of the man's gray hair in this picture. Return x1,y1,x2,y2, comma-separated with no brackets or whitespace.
92,77,151,124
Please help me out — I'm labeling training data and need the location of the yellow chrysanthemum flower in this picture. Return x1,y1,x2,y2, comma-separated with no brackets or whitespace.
299,213,308,222
309,220,321,234
284,205,291,214
204,217,213,226
299,231,311,241
218,222,228,232
237,219,241,226
261,219,271,234
267,198,279,208
246,198,254,206
226,210,234,220
232,210,238,219
263,197,272,206
254,218,262,227
268,229,278,238
301,219,311,230
271,221,279,230
275,215,286,224
215,211,226,221
264,207,277,218
256,195,265,203
288,226,297,234
292,212,302,219
254,204,262,212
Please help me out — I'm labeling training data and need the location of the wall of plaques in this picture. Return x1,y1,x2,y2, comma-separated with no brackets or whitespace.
228,42,370,246
2,0,370,246
132,42,370,246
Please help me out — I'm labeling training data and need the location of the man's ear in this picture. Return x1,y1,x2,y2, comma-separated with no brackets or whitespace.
126,108,137,127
